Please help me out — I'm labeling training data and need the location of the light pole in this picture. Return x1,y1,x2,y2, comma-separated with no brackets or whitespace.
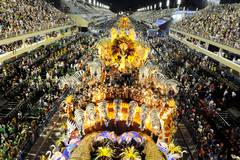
159,2,162,9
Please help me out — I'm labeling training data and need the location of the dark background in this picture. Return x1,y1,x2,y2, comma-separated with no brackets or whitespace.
98,0,208,12
48,0,240,12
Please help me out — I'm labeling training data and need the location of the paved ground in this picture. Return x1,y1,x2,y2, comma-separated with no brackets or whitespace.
174,123,198,160
28,110,65,160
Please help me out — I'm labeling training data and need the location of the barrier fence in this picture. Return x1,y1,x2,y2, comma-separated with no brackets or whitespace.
0,22,74,40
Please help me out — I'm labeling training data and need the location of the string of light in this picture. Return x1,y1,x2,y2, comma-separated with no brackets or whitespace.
137,0,182,12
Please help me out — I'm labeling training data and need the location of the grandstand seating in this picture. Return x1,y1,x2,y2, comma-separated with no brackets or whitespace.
171,4,240,49
0,0,73,39
131,9,175,24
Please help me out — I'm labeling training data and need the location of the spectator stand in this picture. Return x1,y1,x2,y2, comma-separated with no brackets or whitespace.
149,35,240,158
171,4,240,50
0,0,74,40
0,32,94,159
169,29,240,74
0,26,75,64
0,23,74,41
0,33,84,120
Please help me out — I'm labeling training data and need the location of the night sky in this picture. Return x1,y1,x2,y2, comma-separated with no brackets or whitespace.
98,0,164,12
97,0,208,12
49,0,240,12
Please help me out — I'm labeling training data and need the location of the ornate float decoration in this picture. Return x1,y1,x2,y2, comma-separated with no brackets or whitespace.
118,16,131,29
98,17,150,72
43,17,185,160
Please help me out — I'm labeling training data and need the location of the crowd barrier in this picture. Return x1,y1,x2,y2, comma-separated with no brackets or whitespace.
0,22,74,40
169,28,240,74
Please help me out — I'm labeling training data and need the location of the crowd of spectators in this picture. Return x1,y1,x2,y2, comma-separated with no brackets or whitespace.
0,31,64,55
25,35,45,45
0,32,98,159
0,41,23,54
61,0,114,23
89,17,119,36
0,0,73,38
131,9,175,24
172,4,240,49
151,36,240,159
0,4,239,158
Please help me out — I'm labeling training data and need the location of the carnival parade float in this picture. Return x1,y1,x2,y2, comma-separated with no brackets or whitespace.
44,17,185,160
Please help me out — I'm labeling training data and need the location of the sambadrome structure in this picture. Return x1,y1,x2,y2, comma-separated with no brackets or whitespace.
45,17,184,160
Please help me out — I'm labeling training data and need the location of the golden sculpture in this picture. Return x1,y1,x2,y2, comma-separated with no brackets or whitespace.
98,17,150,72
118,16,131,29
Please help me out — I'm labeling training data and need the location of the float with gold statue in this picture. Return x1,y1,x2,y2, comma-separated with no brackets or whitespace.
43,17,185,160
98,17,150,72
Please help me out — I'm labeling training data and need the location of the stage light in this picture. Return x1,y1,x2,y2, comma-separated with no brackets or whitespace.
177,0,181,5
166,0,170,7
154,4,157,10
159,2,162,8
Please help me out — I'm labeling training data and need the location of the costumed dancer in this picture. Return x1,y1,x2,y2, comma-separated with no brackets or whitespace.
113,99,122,125
139,104,149,131
126,101,137,127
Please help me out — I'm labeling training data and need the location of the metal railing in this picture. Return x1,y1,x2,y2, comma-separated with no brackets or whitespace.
169,28,240,56
0,22,74,40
